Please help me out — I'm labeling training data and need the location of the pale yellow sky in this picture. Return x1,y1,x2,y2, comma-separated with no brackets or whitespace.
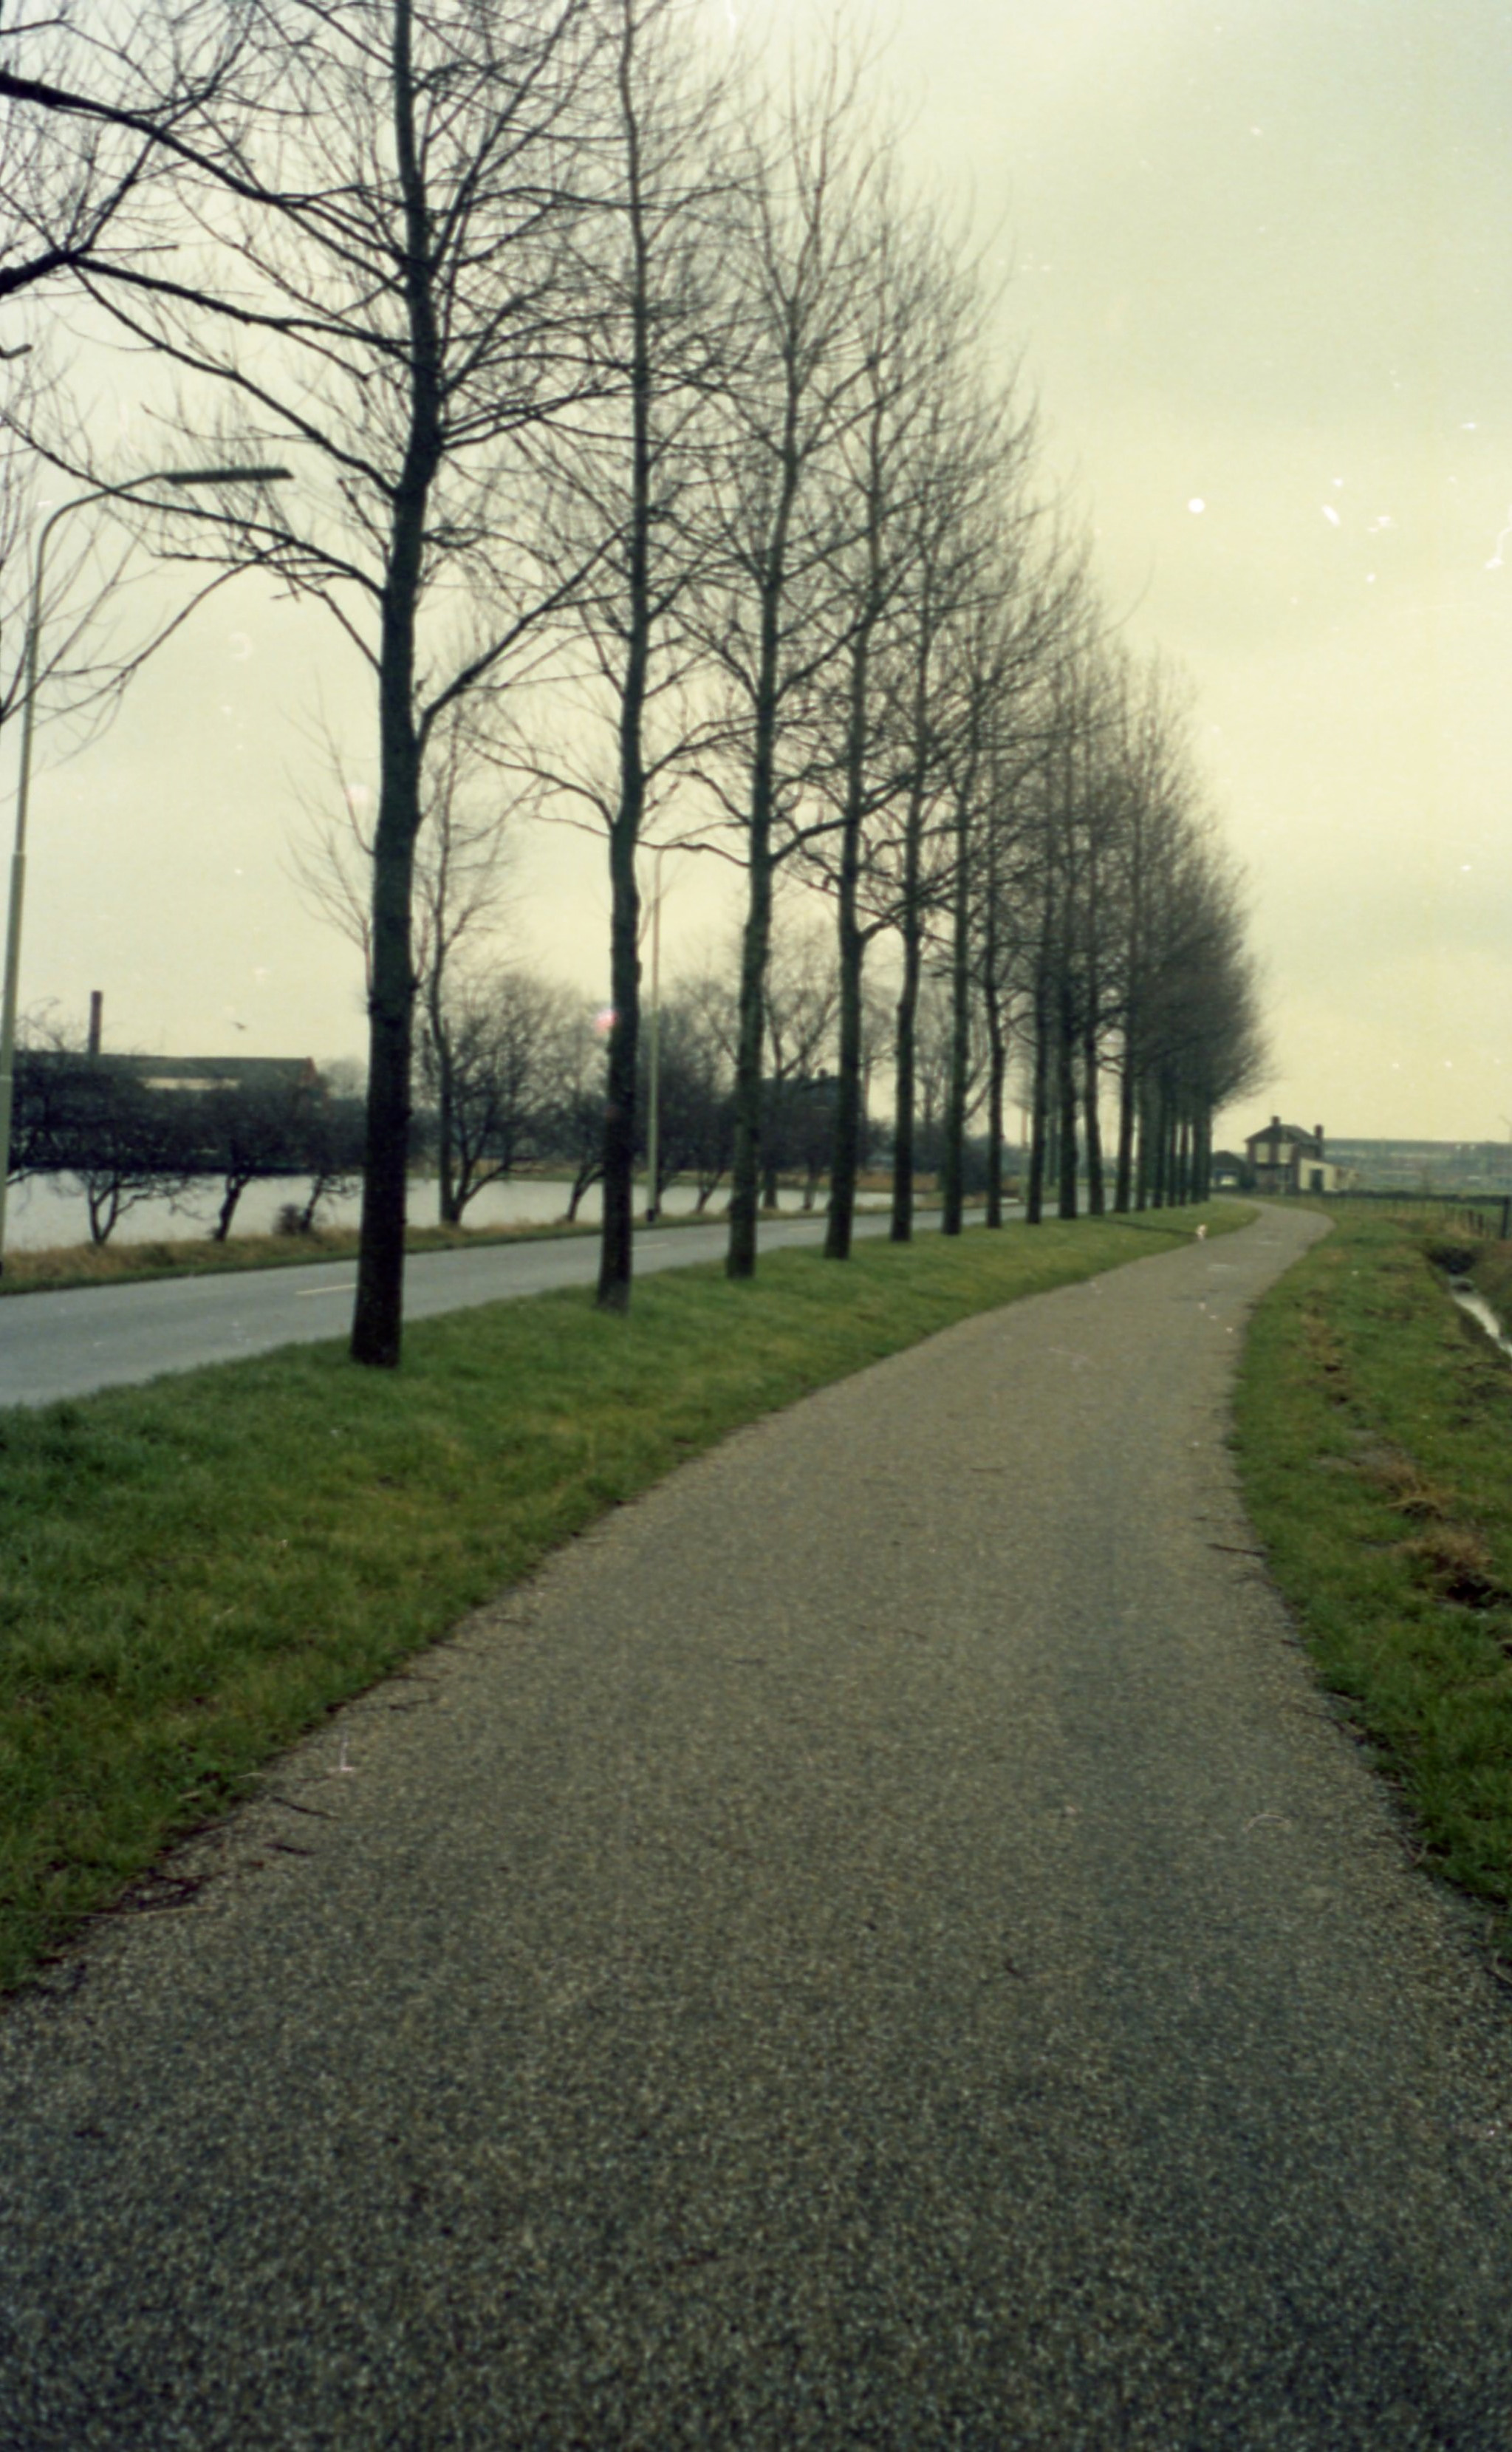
15,0,1512,1148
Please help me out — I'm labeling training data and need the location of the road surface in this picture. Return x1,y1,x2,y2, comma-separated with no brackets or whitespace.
4,1203,1512,2447
0,1208,919,1408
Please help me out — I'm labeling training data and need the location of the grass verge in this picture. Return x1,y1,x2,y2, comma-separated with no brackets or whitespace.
1233,1203,1512,1967
1,1202,1242,1995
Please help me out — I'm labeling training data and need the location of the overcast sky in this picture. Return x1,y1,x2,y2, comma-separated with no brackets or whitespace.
16,0,1512,1147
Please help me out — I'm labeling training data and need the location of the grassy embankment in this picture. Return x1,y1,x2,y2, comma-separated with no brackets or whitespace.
1,1202,1239,1995
1234,1202,1512,1968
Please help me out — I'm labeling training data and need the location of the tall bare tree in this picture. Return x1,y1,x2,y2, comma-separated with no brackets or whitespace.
494,0,738,1308
10,0,603,1363
290,707,516,1226
691,51,886,1280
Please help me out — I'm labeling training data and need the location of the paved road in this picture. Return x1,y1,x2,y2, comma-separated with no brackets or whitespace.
5,1204,1512,2448
0,1208,917,1408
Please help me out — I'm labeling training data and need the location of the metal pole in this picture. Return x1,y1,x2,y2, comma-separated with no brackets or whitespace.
0,466,290,1268
645,847,664,1223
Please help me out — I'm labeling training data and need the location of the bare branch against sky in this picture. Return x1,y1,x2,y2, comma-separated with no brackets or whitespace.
4,0,1508,1158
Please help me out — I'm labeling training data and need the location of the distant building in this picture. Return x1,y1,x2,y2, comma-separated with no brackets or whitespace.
1242,1116,1355,1195
1323,1138,1512,1192
31,1053,320,1100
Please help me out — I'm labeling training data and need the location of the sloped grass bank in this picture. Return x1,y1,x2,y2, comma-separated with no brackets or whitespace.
1234,1206,1512,1964
1,1205,1242,1996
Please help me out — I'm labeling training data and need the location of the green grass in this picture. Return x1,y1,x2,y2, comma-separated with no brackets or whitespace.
0,1202,1242,1995
1234,1203,1512,1965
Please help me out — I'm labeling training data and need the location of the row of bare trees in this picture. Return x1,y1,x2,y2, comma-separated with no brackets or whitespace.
0,0,1264,1363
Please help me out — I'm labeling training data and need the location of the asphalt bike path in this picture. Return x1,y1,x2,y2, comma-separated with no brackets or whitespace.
0,1207,913,1408
4,1204,1512,2446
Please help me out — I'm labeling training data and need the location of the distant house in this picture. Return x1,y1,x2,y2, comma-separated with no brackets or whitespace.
1242,1116,1355,1195
61,1054,321,1100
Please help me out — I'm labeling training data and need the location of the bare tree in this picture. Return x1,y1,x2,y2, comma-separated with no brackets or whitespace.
538,1005,609,1220
290,707,517,1227
689,47,883,1282
638,991,733,1209
939,551,1088,1233
493,0,739,1308
10,0,606,1363
195,1072,321,1241
18,1033,196,1243
759,915,838,1206
781,186,1041,1257
0,2,254,310
420,969,579,1219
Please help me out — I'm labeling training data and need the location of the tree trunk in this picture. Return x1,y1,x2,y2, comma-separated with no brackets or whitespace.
984,1001,1006,1230
890,909,922,1243
213,1178,245,1241
1146,1085,1163,1209
1114,1039,1136,1214
351,0,438,1370
727,824,772,1279
429,996,461,1229
1026,952,1049,1226
726,316,801,1280
825,548,882,1266
940,798,971,1238
1194,1106,1211,1201
824,839,863,1260
597,827,640,1309
980,830,1006,1230
595,63,654,1311
1056,984,1078,1220
350,749,421,1365
1082,1006,1104,1215
587,8,669,1303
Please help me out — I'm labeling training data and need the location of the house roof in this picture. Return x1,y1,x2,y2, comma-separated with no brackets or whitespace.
1244,1121,1321,1152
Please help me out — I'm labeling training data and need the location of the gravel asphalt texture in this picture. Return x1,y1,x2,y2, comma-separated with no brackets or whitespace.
4,1203,1512,2449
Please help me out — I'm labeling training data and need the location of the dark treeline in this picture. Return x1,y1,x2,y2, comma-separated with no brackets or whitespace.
9,1038,366,1246
1,0,1264,1357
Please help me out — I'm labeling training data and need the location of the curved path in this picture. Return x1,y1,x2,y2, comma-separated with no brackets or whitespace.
4,1205,1512,2448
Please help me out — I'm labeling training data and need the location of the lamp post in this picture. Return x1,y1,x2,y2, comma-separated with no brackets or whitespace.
0,465,291,1266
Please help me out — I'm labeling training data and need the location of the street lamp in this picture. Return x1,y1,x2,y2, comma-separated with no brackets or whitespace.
0,464,291,1265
